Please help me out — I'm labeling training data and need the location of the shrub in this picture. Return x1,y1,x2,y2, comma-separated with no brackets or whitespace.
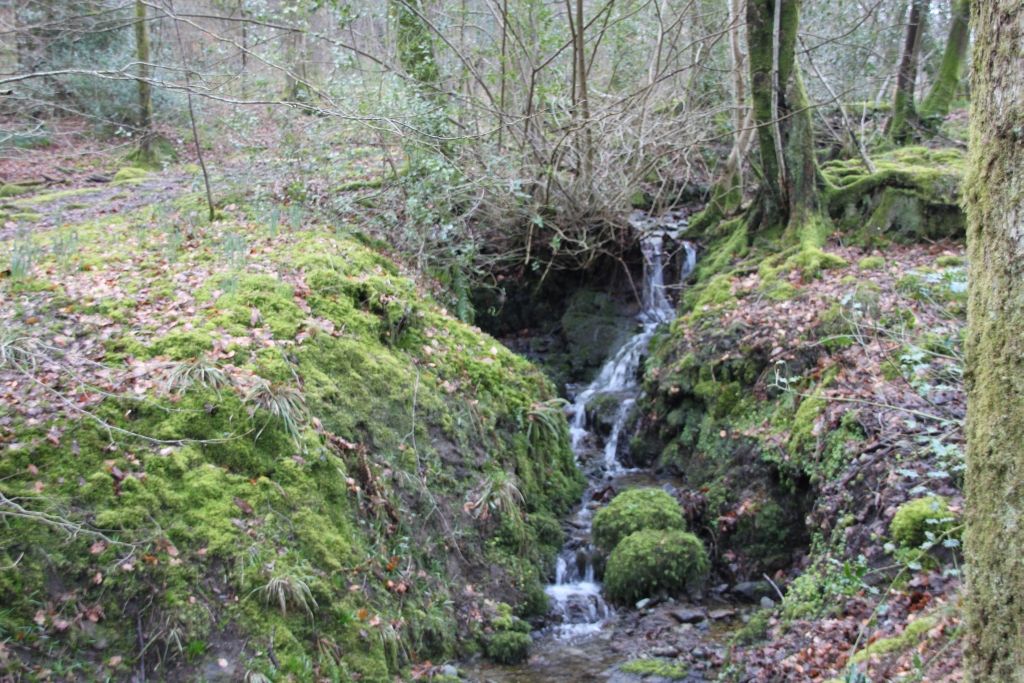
591,488,685,553
603,529,709,604
890,495,958,548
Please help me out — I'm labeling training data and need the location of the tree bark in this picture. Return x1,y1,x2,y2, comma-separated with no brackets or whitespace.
964,2,1024,680
746,0,817,229
134,0,153,135
888,0,929,142
921,0,970,118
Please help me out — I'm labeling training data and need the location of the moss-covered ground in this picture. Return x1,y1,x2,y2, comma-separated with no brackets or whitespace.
0,194,583,680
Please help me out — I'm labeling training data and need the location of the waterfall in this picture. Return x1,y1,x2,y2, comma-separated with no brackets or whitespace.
544,218,696,640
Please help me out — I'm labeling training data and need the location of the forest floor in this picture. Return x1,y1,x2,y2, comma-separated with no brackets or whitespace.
1,122,967,682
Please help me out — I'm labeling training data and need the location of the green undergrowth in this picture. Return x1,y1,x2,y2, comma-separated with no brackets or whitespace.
0,202,584,679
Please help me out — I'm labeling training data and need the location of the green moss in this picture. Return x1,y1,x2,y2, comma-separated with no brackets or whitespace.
485,630,531,664
603,529,709,604
148,329,215,359
936,254,964,268
9,212,41,222
890,495,959,548
113,166,150,183
591,488,686,553
858,256,886,270
0,183,31,198
850,615,938,664
619,658,690,679
209,274,305,339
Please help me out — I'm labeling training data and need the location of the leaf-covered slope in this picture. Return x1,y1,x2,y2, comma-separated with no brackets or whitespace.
0,197,583,681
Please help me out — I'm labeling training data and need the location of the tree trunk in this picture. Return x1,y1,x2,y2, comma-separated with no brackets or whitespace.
134,0,154,158
920,0,970,118
746,0,817,230
574,0,593,195
964,2,1024,680
888,0,929,142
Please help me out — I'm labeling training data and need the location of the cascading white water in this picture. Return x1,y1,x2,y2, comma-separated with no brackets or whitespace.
544,219,697,640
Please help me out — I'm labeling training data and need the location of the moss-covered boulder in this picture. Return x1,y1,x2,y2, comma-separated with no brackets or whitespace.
890,495,959,548
603,529,709,604
822,147,966,244
483,603,532,664
592,488,686,553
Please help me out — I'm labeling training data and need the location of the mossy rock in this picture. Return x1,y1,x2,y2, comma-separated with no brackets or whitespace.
603,529,709,605
822,147,966,244
890,495,959,548
485,630,532,664
592,488,686,553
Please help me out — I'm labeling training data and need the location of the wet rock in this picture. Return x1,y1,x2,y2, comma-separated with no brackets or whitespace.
636,598,652,609
668,608,707,624
439,664,459,677
730,580,775,603
760,596,776,609
708,608,737,620
649,645,680,657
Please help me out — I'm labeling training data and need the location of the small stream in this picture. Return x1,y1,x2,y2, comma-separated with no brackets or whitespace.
466,212,706,681
546,219,696,639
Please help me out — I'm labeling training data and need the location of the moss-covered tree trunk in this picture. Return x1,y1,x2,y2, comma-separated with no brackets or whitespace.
134,0,153,154
921,0,970,118
965,1,1024,679
746,0,818,230
888,0,929,142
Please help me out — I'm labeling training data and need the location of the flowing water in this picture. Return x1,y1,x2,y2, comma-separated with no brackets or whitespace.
545,213,697,640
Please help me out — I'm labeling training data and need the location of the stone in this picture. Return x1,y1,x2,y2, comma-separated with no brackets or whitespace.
760,596,776,609
635,598,652,609
708,608,737,620
440,664,459,677
668,608,707,624
730,580,775,603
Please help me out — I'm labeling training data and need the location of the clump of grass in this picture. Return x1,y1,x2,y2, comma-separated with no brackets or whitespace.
525,398,569,449
220,232,248,268
245,378,309,444
7,241,38,279
164,358,233,395
464,470,525,523
255,572,318,618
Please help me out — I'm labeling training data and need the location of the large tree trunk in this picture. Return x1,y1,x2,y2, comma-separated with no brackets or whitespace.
746,0,817,230
888,0,929,142
964,1,1024,680
921,0,970,118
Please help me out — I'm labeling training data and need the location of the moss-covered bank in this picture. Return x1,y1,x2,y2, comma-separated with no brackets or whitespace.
0,201,584,680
